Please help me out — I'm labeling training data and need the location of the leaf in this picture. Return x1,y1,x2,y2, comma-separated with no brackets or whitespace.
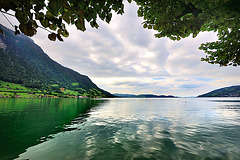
35,12,44,20
49,24,57,30
90,20,99,29
48,33,57,41
48,0,62,15
19,23,36,37
32,20,38,28
46,11,55,21
77,10,84,16
15,10,28,23
15,30,20,35
40,18,50,28
34,3,44,12
148,25,152,29
62,11,71,24
62,29,69,37
192,32,197,38
75,17,86,31
95,23,99,29
57,29,62,35
63,0,71,11
106,13,112,23
57,34,63,41
153,24,159,30
0,1,13,11
57,18,63,28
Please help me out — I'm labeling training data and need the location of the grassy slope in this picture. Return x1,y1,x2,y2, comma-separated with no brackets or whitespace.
0,80,102,98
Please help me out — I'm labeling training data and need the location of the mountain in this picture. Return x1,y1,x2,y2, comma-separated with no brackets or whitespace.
114,93,176,98
0,24,113,97
137,94,176,98
198,85,240,97
113,93,138,98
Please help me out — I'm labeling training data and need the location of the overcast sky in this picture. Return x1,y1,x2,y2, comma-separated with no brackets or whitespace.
1,2,240,97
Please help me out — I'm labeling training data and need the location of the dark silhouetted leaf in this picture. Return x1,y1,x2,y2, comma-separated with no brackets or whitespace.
19,23,36,37
48,33,57,41
57,34,63,41
14,30,20,35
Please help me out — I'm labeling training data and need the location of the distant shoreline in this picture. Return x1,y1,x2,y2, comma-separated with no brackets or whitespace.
113,93,177,98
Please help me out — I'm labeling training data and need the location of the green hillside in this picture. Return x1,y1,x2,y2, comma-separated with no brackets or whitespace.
0,25,112,98
198,86,240,97
0,80,107,98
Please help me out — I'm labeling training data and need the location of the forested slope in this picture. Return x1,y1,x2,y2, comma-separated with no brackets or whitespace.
0,24,112,97
198,86,240,97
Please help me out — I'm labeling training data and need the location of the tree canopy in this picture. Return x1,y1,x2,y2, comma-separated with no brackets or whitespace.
0,0,239,66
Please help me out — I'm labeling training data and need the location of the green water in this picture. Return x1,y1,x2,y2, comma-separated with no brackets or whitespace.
0,98,106,160
0,98,240,160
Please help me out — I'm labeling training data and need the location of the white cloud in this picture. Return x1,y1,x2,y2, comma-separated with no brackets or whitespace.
1,2,239,97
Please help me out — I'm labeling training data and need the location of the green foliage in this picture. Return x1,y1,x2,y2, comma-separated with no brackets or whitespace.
199,27,240,66
51,84,59,87
61,89,78,96
135,0,240,66
72,82,79,86
0,0,125,41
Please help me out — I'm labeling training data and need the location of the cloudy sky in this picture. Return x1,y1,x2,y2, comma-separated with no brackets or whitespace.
1,1,240,97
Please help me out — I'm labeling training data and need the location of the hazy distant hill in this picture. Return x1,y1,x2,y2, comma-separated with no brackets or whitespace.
198,86,240,97
0,25,112,97
114,93,176,98
114,93,137,98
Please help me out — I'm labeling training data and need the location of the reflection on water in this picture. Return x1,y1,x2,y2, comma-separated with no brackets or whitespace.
218,105,240,110
0,98,107,160
210,100,240,103
1,98,240,160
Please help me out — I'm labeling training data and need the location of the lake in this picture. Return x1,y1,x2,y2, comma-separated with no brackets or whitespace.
0,98,240,160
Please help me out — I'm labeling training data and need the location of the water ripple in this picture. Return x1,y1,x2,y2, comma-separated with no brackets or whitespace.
14,98,240,160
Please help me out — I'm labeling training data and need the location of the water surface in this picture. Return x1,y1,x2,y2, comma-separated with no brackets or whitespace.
0,98,240,160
